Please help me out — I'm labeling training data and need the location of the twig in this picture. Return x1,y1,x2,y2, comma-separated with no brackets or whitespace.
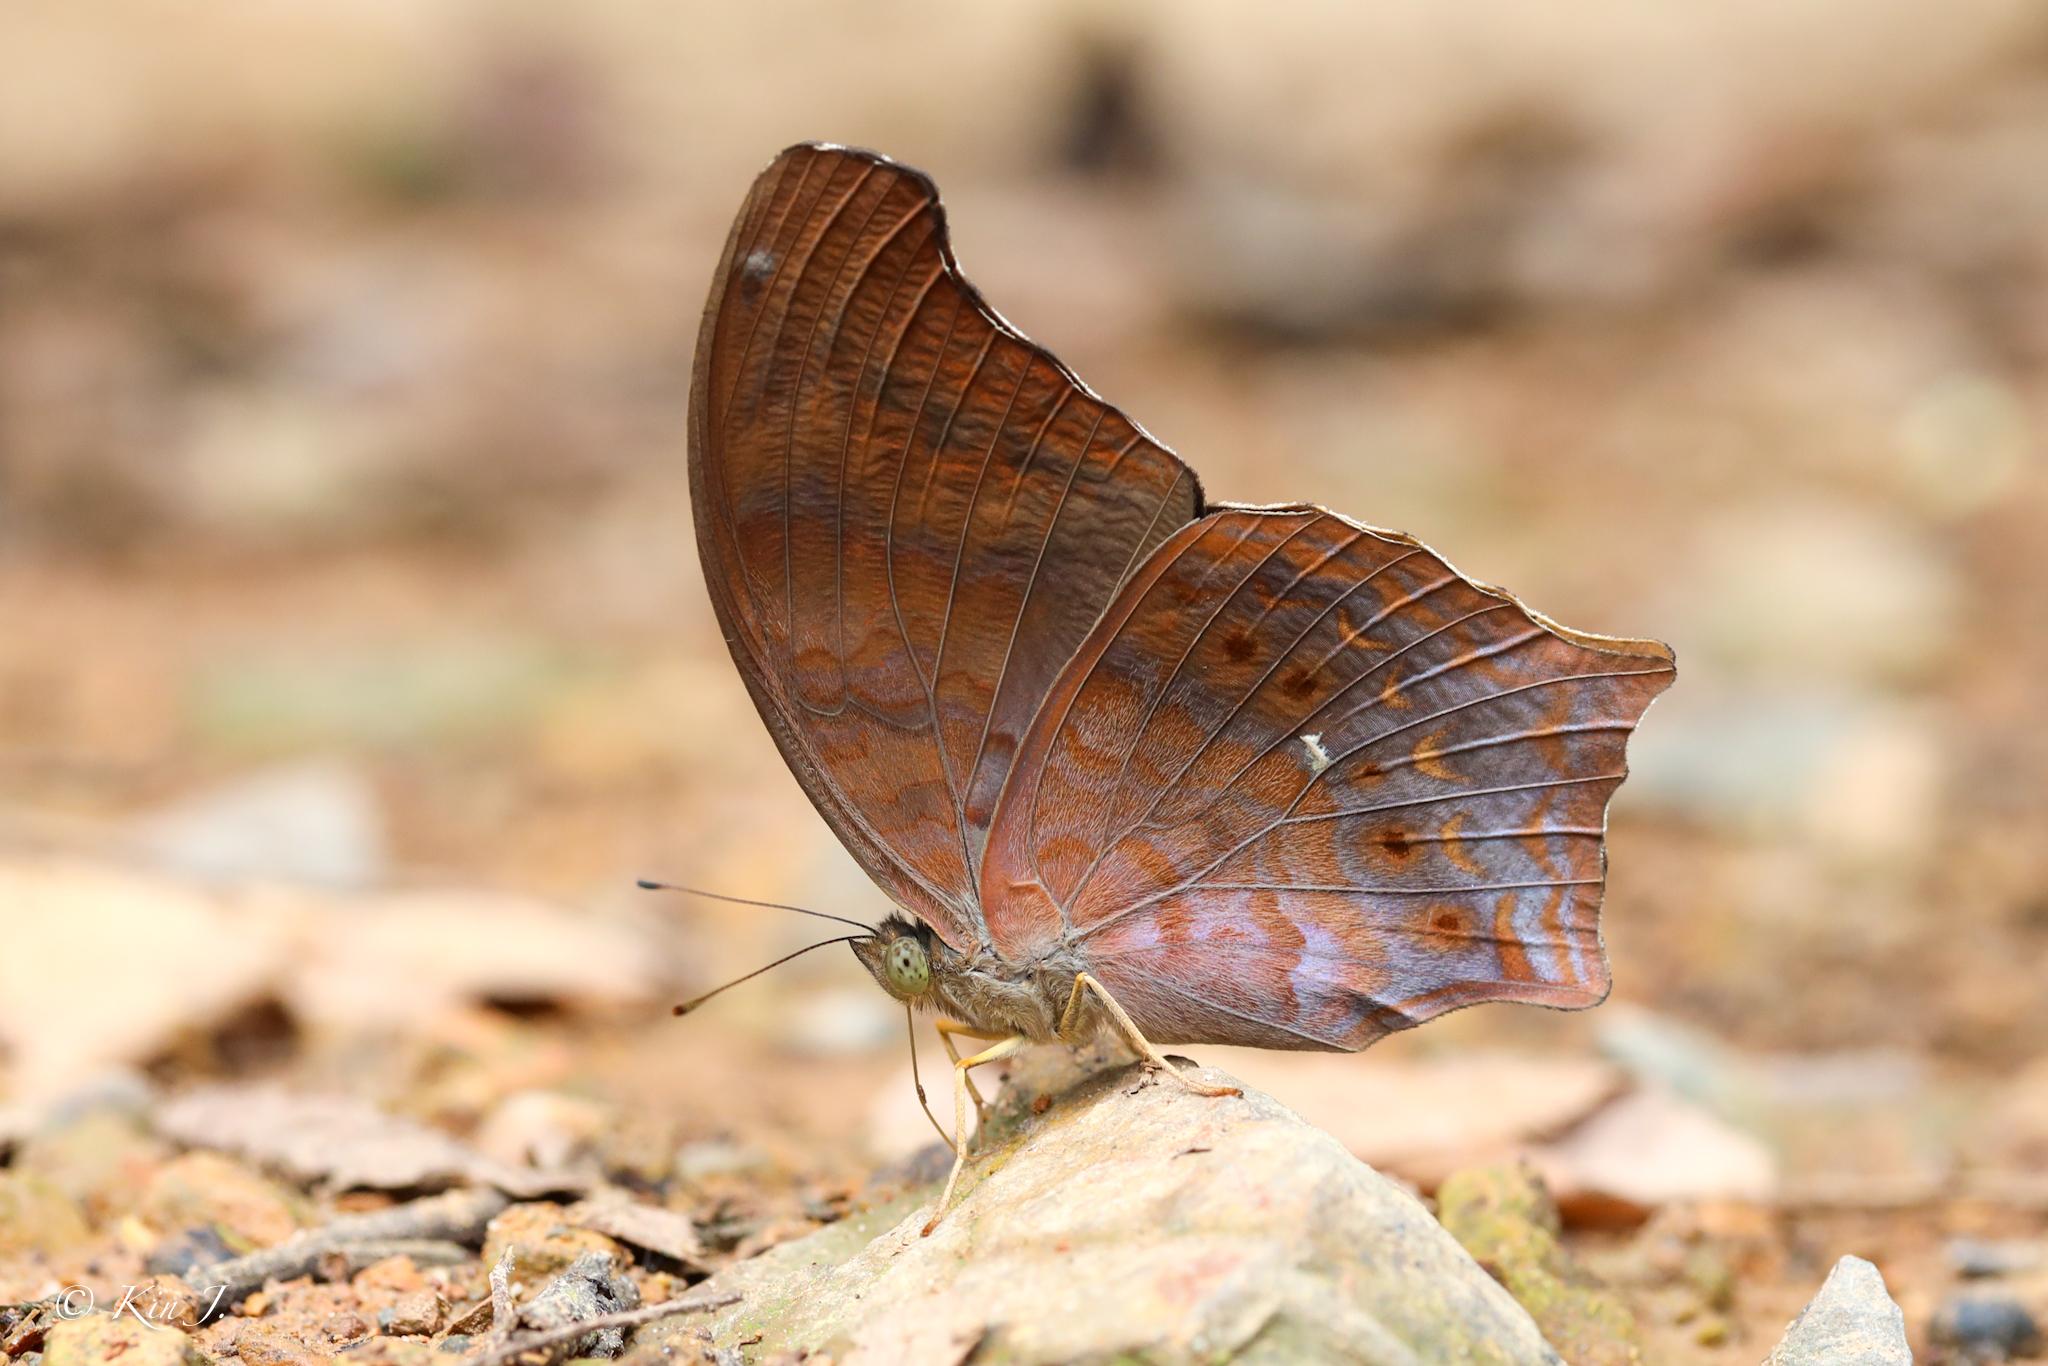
192,1239,473,1315
468,1290,741,1366
485,1246,518,1350
181,1187,510,1316
327,1238,473,1269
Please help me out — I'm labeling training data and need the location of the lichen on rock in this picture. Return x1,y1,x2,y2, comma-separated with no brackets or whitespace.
1436,1161,1644,1365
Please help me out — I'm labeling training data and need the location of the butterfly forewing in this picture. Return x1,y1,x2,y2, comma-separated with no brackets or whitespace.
690,143,1201,949
978,508,1675,1050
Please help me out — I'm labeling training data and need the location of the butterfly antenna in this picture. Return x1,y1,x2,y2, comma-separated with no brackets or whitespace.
671,934,870,1017
637,879,879,935
906,1003,954,1152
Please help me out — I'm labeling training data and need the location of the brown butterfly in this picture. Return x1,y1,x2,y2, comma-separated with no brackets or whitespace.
687,142,1674,1231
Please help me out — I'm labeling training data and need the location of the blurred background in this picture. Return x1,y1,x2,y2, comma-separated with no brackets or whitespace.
3,1,2046,1358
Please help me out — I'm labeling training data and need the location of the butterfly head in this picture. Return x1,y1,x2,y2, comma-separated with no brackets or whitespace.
855,915,934,1003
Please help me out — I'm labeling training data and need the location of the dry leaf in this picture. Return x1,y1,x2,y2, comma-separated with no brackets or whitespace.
563,1193,705,1268
153,1084,578,1197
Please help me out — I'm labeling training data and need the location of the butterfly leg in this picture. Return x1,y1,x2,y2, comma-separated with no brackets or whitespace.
922,1033,1025,1237
1059,972,1243,1099
933,1017,1006,1140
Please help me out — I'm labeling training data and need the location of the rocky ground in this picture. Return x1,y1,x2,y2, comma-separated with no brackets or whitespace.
0,1025,1973,1365
1,929,2044,1362
5,2,2048,1362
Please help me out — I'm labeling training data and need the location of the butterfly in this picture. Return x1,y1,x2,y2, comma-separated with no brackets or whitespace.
687,142,1674,1231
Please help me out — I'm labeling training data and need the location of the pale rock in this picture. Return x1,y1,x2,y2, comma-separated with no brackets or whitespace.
661,1046,1566,1364
139,1150,306,1249
44,1314,210,1366
1669,501,1959,684
152,1084,566,1196
0,1171,92,1255
0,858,662,1105
280,888,665,1028
1623,691,1943,868
1531,1087,1775,1209
1765,1255,1910,1365
12,1107,169,1226
173,383,407,538
1893,371,2032,519
0,860,292,1106
870,1047,1622,1188
473,1091,615,1172
775,985,898,1058
131,760,387,889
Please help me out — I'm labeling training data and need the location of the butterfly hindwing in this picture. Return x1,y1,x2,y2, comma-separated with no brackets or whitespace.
689,143,1201,949
977,507,1675,1050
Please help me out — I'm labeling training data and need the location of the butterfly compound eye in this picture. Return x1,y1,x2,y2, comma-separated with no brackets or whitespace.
883,936,931,998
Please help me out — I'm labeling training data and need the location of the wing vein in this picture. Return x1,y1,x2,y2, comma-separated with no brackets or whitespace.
1276,772,1629,827
1018,428,1142,905
1321,667,1677,774
831,216,939,687
961,385,1074,812
930,349,1032,808
876,288,984,909
1093,963,1342,1049
1070,532,1412,897
783,165,884,641
1092,517,1314,852
1185,877,1602,895
1154,596,1513,835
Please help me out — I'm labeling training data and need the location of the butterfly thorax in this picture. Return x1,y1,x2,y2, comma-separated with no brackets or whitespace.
853,914,1080,1043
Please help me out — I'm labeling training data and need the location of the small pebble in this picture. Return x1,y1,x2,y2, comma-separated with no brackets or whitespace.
800,1192,847,1224
233,1325,322,1366
1764,1255,1909,1366
384,1291,444,1337
1946,1237,2045,1279
1932,1294,2043,1360
324,1312,369,1343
